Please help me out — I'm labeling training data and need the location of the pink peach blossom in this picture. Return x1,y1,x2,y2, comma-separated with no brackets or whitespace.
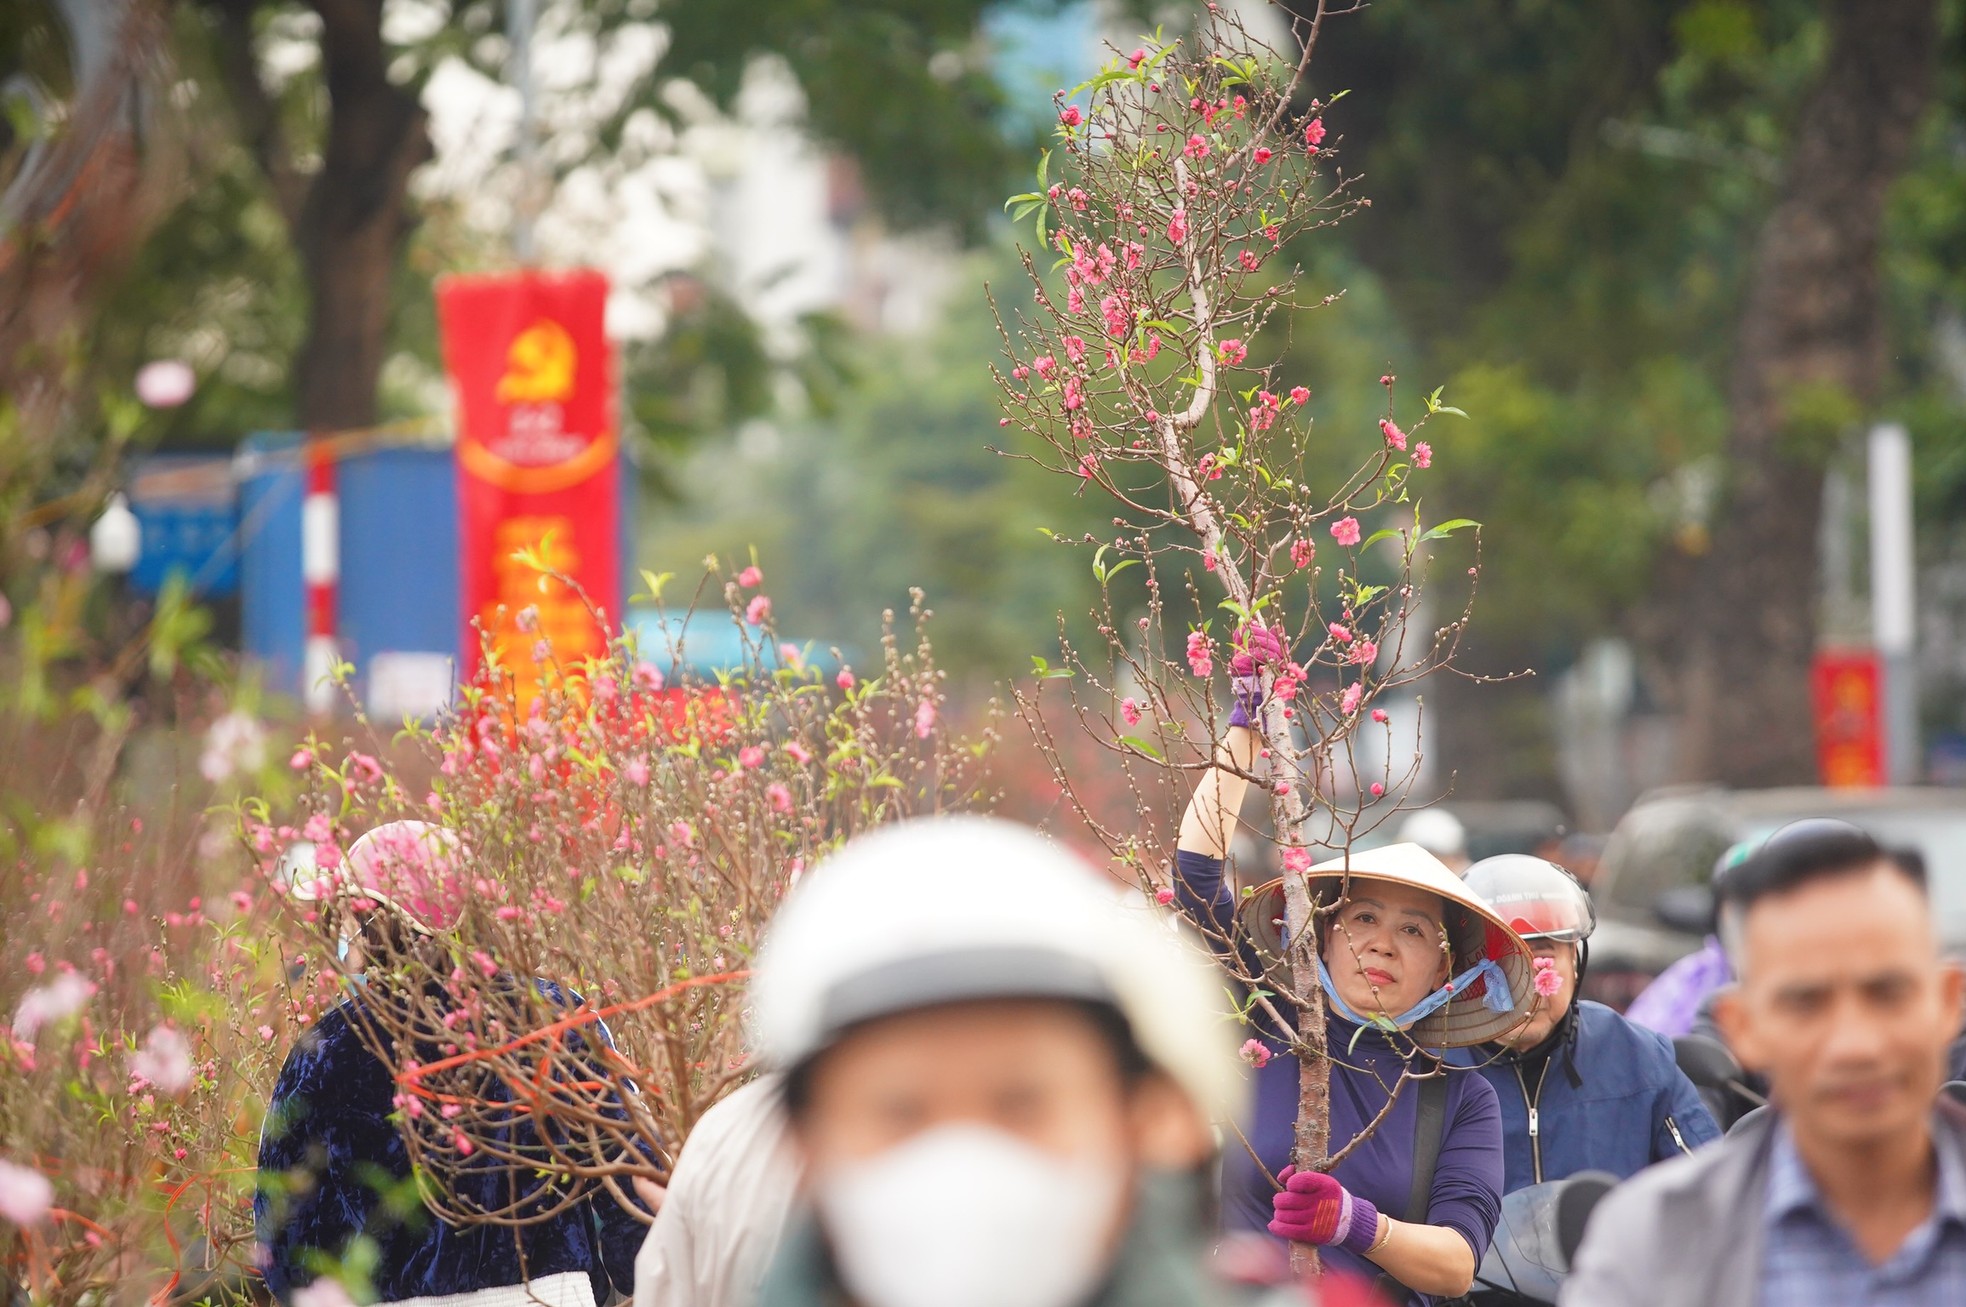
13,972,95,1039
1330,517,1362,547
0,1160,54,1227
130,1025,193,1095
737,565,763,587
745,596,771,626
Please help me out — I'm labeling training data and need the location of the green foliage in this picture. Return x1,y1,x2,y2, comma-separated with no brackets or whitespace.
640,247,1115,680
1289,0,1966,672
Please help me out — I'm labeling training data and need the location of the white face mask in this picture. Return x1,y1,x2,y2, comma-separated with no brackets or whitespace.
815,1123,1127,1307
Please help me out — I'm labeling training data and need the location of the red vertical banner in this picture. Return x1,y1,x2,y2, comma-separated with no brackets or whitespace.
437,270,618,704
1811,649,1886,788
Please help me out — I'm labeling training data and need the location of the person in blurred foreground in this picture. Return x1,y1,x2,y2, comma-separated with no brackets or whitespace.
1563,820,1966,1305
1459,855,1717,1194
632,1073,796,1307
256,821,646,1307
747,815,1385,1307
1175,630,1537,1305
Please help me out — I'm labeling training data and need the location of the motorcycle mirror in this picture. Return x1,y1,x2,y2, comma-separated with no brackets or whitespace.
1672,1033,1744,1091
1654,884,1714,935
1555,1171,1619,1267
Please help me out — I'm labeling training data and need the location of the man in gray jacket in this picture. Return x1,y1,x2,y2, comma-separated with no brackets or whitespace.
1562,820,1966,1306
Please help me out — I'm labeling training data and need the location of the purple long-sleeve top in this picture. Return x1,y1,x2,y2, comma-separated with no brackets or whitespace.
1176,851,1504,1302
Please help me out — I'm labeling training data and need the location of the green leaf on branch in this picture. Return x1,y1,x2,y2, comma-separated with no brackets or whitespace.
1030,655,1076,680
1117,734,1165,760
1360,528,1402,550
637,569,675,603
1423,385,1469,419
1419,518,1481,542
1102,559,1139,583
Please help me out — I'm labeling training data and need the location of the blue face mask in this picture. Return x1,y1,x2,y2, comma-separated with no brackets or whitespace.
1317,954,1515,1034
336,934,368,987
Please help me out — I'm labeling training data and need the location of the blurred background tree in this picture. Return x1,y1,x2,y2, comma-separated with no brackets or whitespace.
6,0,1966,819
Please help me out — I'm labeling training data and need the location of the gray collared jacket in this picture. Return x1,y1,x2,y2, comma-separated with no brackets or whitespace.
1560,1100,1966,1307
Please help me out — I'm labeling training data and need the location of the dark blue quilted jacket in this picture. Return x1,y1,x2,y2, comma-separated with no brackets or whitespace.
254,993,648,1304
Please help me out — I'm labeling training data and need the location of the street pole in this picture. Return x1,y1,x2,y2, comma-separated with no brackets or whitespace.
509,0,538,264
1868,422,1918,784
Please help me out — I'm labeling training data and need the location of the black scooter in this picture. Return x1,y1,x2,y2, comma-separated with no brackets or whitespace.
1463,1171,1618,1305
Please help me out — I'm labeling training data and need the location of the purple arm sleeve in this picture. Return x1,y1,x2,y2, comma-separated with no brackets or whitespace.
1424,1071,1505,1265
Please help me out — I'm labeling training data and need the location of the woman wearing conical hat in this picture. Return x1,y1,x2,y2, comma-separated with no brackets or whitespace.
1171,644,1539,1306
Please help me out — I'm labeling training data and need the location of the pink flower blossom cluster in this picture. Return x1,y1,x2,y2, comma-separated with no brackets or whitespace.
1250,389,1280,431
1330,517,1362,547
1186,630,1214,678
0,1160,54,1227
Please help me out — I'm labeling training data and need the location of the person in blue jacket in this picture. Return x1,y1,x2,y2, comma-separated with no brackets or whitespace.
1459,855,1720,1194
1173,640,1540,1306
256,822,648,1307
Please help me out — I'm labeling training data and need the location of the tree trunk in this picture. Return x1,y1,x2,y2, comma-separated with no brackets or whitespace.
1678,0,1938,786
291,0,430,432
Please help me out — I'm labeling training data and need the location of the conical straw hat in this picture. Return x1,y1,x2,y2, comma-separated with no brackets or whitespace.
1236,842,1537,1048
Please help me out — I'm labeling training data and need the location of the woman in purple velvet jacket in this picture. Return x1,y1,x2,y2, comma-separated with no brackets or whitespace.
1175,721,1537,1306
255,823,648,1307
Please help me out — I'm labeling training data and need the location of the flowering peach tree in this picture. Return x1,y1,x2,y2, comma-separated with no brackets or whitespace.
995,7,1483,1204
1,616,300,1307
267,563,990,1229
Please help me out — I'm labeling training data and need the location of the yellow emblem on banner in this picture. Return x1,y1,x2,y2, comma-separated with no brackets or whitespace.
495,320,578,404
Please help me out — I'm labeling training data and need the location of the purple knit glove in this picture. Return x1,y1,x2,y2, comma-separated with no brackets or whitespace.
1268,1165,1381,1254
1227,625,1286,728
